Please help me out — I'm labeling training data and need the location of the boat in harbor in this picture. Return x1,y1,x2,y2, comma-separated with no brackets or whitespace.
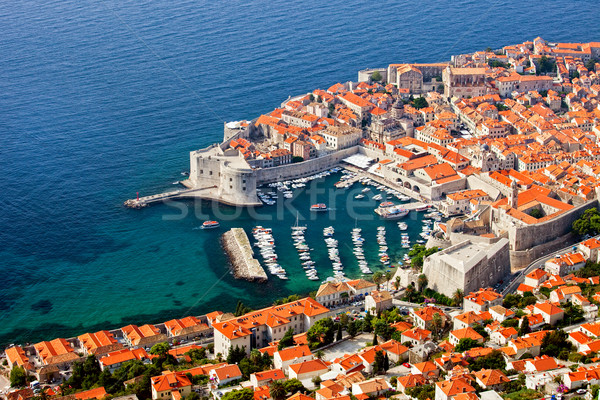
415,204,432,212
310,203,328,212
398,222,408,230
200,220,220,229
375,205,409,219
355,194,365,199
373,194,383,201
379,201,394,208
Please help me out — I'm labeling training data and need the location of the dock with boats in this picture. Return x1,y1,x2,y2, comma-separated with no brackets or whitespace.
221,228,268,282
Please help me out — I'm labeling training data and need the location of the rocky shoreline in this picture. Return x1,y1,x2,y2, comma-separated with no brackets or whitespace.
221,228,268,282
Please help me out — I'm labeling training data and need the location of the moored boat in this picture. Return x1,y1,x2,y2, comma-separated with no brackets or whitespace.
375,205,409,219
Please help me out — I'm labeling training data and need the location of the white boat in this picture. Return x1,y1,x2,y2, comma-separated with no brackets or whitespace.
355,194,365,199
373,194,383,201
200,220,220,229
310,203,328,212
375,205,409,219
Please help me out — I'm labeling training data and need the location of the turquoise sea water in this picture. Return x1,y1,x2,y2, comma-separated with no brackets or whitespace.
1,0,599,347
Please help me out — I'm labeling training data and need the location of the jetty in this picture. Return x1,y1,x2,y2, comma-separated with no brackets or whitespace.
123,184,236,209
221,228,268,282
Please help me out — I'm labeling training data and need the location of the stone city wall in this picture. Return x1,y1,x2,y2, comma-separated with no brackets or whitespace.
509,231,578,270
465,175,503,200
256,146,360,184
496,199,598,252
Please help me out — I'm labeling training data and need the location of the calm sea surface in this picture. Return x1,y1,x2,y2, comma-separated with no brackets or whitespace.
1,0,598,346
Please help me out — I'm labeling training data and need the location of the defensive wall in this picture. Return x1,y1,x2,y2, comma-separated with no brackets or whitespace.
492,199,599,252
508,231,578,270
256,146,360,184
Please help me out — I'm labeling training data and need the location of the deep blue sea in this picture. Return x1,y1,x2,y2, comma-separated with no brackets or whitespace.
1,0,598,347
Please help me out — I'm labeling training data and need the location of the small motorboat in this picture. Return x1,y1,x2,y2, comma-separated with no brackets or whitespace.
310,203,328,212
200,220,220,229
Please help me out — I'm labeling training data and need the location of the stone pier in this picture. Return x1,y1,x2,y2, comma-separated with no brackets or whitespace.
221,228,268,282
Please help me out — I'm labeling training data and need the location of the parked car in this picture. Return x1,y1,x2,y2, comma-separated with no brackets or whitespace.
402,362,410,368
576,389,587,395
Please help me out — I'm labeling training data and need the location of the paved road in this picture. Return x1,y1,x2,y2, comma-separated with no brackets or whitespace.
502,235,598,296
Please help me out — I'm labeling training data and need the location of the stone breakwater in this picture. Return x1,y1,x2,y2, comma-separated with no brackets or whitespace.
221,228,268,282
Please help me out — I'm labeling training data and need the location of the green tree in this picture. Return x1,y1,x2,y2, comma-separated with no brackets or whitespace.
312,375,323,386
373,319,395,341
472,323,488,339
538,56,556,75
409,245,440,269
528,208,543,219
541,330,572,357
278,328,295,350
394,276,401,290
436,84,444,94
307,318,335,347
185,347,206,364
455,338,480,353
362,312,374,332
270,380,286,400
187,393,200,400
339,313,349,328
417,274,428,293
411,97,429,109
336,325,343,341
383,353,390,372
227,345,246,365
372,331,379,346
373,350,385,373
519,316,531,336
371,71,383,82
314,350,324,359
585,59,598,71
501,319,519,328
406,384,435,400
65,355,102,391
347,320,360,337
453,289,464,307
283,379,305,394
292,156,304,163
10,366,27,387
328,103,335,115
467,350,506,371
372,271,384,290
404,284,416,303
150,342,170,357
235,301,252,317
222,388,254,400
